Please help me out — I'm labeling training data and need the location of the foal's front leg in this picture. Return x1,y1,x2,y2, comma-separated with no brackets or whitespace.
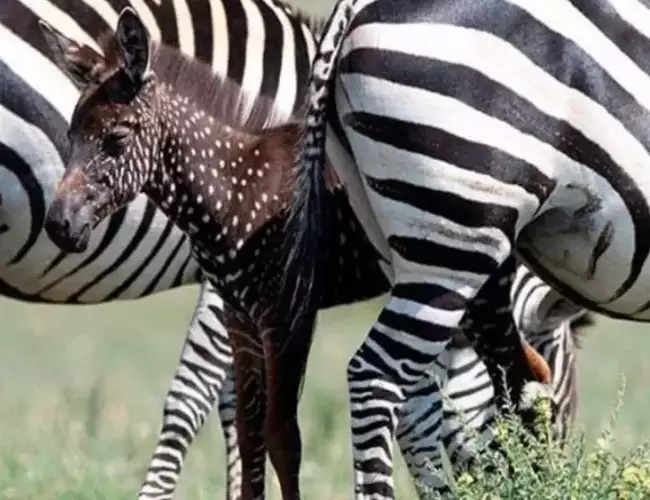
225,305,268,500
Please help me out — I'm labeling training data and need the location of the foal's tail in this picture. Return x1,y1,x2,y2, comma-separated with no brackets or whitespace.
281,0,358,330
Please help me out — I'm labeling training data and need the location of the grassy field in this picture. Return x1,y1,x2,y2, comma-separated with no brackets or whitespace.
1,287,650,499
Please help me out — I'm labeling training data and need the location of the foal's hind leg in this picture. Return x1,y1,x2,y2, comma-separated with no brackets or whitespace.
262,322,315,500
225,306,268,500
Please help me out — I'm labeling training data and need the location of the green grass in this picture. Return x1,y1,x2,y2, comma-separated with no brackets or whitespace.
0,288,649,499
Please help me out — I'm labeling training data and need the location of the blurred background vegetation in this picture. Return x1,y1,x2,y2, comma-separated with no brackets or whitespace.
3,0,650,498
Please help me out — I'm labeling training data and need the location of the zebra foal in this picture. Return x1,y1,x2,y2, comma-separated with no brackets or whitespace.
0,1,319,497
38,7,593,498
38,9,388,498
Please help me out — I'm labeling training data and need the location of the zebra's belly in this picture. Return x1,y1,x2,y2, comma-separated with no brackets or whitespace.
518,183,650,320
0,130,199,303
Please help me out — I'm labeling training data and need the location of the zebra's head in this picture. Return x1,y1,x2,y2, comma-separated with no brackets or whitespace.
39,8,159,252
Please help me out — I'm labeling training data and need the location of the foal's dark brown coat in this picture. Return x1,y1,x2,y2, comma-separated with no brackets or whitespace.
40,9,388,500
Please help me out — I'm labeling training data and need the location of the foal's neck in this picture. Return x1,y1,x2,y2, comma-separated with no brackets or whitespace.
146,83,294,259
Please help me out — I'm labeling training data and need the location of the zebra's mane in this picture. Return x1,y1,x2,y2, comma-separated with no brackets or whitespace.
97,30,293,135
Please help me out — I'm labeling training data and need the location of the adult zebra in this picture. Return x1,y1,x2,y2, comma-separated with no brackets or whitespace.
5,0,590,499
286,0,650,497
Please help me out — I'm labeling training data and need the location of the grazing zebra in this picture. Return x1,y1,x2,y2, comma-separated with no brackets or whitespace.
38,7,594,499
280,0,650,497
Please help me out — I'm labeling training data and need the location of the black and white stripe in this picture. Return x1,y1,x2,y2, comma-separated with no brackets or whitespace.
283,0,650,497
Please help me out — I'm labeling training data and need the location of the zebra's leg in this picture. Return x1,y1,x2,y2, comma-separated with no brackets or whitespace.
395,374,448,497
225,306,267,500
262,322,315,500
396,269,576,498
347,290,456,500
395,341,497,499
347,257,543,499
437,350,499,479
462,256,552,413
219,371,243,500
139,280,236,500
510,265,586,442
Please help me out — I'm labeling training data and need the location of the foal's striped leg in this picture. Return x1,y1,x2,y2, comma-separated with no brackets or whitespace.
223,303,267,500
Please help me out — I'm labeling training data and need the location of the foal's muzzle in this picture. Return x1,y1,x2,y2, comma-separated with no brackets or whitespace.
45,171,97,253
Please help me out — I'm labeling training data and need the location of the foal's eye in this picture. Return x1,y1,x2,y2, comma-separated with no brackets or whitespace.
103,125,132,154
109,125,131,141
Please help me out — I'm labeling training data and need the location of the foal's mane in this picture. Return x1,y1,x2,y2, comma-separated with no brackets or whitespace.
97,30,298,134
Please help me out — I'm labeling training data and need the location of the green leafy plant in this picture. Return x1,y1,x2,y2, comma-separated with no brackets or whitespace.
424,376,650,500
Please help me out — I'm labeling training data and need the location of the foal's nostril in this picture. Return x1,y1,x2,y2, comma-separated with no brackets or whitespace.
44,195,93,254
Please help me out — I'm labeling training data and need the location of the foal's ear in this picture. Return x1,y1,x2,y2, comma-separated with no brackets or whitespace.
38,20,104,89
115,7,152,86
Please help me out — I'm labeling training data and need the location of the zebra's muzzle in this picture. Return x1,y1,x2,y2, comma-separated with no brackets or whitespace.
45,195,93,253
45,170,97,253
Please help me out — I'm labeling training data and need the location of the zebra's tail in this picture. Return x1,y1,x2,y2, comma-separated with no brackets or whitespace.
281,0,357,330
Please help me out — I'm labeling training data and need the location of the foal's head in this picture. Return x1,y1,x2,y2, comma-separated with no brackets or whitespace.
40,7,292,253
40,9,164,251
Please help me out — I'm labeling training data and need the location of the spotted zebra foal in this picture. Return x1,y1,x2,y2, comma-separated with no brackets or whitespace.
37,8,392,500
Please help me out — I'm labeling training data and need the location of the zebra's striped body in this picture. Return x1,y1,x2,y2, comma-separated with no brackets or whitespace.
5,1,591,499
283,0,650,497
